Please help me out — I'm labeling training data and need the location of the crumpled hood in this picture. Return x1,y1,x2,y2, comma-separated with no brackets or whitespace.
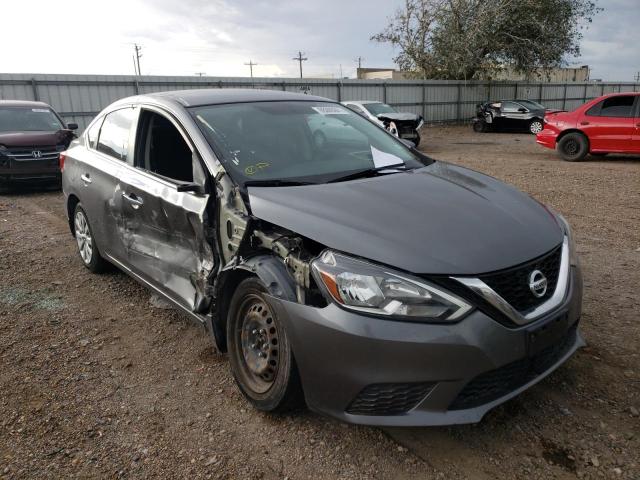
0,130,73,148
248,162,563,275
377,112,422,123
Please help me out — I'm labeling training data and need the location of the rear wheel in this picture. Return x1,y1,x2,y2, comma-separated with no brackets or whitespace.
558,133,588,162
227,277,304,412
73,204,107,273
529,119,544,135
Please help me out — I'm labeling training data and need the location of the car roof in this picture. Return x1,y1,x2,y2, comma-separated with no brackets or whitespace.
139,88,330,107
342,100,382,105
0,100,53,108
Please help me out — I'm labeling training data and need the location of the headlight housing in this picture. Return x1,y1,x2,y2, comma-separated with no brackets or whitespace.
311,250,473,321
556,213,579,266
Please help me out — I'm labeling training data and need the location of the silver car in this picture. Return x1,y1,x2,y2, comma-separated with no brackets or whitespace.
62,89,583,426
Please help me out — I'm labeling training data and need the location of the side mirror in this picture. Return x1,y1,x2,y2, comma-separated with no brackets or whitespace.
67,123,79,130
176,182,203,194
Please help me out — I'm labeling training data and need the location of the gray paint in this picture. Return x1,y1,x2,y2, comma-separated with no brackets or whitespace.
248,161,563,275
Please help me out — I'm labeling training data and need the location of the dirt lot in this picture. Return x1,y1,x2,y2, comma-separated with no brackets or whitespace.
1,126,639,479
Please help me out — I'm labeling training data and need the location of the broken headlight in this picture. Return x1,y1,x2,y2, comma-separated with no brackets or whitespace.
311,250,473,321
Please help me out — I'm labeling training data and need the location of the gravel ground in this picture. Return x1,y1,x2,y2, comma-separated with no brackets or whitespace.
0,125,638,479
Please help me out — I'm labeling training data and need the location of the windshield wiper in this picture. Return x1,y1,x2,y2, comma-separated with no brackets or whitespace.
244,179,315,187
327,165,409,183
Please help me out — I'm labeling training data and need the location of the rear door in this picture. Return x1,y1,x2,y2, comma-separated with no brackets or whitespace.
71,107,137,264
581,95,636,152
117,106,214,313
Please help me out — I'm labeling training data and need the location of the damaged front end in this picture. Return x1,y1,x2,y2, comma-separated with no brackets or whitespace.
207,171,324,351
376,112,423,143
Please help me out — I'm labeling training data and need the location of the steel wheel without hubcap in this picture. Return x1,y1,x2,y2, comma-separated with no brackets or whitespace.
563,139,579,156
75,210,93,265
237,294,280,393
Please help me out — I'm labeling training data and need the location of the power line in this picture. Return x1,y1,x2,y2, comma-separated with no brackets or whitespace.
292,51,308,79
133,44,143,76
244,60,258,78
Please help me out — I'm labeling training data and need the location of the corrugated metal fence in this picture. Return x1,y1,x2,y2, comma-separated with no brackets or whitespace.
1,73,638,132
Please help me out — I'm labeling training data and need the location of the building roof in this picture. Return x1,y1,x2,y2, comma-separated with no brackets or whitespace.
146,88,330,107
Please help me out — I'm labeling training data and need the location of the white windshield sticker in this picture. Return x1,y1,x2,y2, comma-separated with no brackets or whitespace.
31,108,50,113
311,106,349,115
370,145,404,169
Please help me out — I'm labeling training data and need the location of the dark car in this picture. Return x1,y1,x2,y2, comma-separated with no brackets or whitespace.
0,100,77,190
473,99,554,134
62,89,583,426
537,92,640,161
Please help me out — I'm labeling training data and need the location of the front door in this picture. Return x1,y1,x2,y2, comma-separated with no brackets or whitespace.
581,95,636,152
118,107,215,312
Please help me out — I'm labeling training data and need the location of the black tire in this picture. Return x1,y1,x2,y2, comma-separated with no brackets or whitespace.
73,203,107,273
473,120,487,133
413,132,421,148
558,132,588,162
529,119,544,135
227,277,304,413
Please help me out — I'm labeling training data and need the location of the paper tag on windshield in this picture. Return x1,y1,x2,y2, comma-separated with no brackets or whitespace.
371,145,404,169
311,106,348,115
31,108,50,113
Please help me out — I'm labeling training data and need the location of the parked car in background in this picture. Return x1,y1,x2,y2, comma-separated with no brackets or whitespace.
0,100,77,190
473,99,557,134
537,92,640,161
342,100,424,146
63,89,583,427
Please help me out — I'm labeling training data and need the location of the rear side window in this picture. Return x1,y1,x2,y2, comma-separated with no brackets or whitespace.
586,96,636,118
97,108,135,161
86,117,103,149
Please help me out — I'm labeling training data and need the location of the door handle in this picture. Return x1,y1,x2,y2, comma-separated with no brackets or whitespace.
580,121,590,126
80,173,92,184
122,192,144,209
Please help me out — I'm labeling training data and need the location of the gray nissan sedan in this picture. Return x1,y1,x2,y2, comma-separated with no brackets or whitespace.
62,89,583,426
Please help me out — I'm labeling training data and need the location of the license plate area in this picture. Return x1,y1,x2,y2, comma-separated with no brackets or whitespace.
527,313,568,356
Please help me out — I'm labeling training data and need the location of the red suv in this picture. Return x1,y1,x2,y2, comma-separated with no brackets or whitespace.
537,93,640,161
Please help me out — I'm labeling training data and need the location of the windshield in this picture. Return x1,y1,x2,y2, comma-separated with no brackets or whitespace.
518,100,545,110
362,103,396,116
0,107,64,133
191,101,431,185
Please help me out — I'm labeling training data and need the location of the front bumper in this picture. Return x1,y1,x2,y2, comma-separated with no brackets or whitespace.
0,158,61,185
269,265,583,426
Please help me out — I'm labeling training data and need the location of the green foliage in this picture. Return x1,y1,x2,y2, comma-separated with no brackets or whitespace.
372,0,601,80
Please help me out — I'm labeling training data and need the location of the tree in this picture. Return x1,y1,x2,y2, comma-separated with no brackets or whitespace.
372,0,601,80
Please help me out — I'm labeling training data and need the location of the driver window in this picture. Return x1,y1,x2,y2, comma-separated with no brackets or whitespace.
501,101,520,113
135,110,195,183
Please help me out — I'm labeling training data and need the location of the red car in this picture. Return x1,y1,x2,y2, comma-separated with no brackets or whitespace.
537,92,640,161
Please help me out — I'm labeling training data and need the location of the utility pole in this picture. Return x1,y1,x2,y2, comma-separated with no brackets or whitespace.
292,51,307,78
244,60,258,78
355,56,364,69
195,72,206,77
635,71,640,82
133,44,143,76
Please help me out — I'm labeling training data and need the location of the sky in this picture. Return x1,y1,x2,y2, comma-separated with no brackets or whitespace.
1,0,638,81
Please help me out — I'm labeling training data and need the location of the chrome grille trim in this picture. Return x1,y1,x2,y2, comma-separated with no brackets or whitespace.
451,237,569,326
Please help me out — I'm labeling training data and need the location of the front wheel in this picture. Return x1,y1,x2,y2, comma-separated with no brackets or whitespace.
529,119,544,135
557,133,588,162
227,277,304,412
73,203,107,273
473,120,488,133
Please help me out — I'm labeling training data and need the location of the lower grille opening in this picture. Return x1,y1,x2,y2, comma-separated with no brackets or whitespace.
449,325,577,410
346,382,435,416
